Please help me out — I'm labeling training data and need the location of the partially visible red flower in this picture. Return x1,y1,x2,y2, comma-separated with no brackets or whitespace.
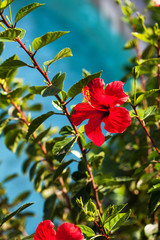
34,220,56,240
70,78,131,146
153,0,160,6
56,223,84,240
34,220,84,240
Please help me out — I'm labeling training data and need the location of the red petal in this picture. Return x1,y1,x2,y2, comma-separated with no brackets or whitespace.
34,220,56,240
56,223,84,240
85,113,105,146
105,81,129,107
70,102,97,126
83,78,107,109
104,107,131,133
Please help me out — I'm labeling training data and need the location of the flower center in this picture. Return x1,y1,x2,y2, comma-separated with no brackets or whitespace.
82,86,91,102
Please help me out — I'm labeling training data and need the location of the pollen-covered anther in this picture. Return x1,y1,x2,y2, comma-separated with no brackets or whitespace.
82,86,91,102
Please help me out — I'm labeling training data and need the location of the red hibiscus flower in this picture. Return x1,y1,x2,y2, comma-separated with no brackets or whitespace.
56,223,84,240
34,220,84,240
70,78,131,146
153,0,160,6
34,220,56,240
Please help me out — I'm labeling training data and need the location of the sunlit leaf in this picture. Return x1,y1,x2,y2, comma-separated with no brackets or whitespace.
32,31,69,51
138,58,160,65
104,210,131,232
142,105,157,120
77,225,95,237
123,39,137,49
135,89,159,105
0,29,22,42
44,48,73,66
0,0,15,10
132,32,156,46
15,3,44,23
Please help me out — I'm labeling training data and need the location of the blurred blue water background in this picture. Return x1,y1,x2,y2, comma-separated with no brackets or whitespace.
0,0,130,234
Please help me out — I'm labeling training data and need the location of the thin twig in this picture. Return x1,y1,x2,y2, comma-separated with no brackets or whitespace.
130,103,160,155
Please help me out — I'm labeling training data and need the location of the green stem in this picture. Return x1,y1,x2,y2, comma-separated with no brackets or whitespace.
8,5,13,27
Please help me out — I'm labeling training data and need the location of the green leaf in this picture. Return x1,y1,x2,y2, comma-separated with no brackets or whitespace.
60,90,68,101
0,0,15,10
44,47,73,66
52,72,66,91
0,28,22,42
33,127,51,143
16,28,26,39
15,3,44,24
52,159,74,182
86,199,97,213
12,191,30,205
68,71,102,98
138,58,160,65
123,39,137,49
42,73,66,97
149,192,160,214
0,202,34,226
52,100,63,111
6,86,28,99
89,152,105,169
77,225,95,237
0,42,4,56
102,204,128,224
3,173,18,183
0,117,11,134
28,103,42,111
28,86,46,95
0,59,27,72
142,105,157,120
29,161,41,181
26,111,55,140
59,125,74,136
43,194,57,220
132,32,156,46
148,183,160,194
72,182,91,210
52,136,77,162
5,129,24,152
82,68,91,77
135,89,159,105
104,210,131,232
22,234,35,240
32,31,69,51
